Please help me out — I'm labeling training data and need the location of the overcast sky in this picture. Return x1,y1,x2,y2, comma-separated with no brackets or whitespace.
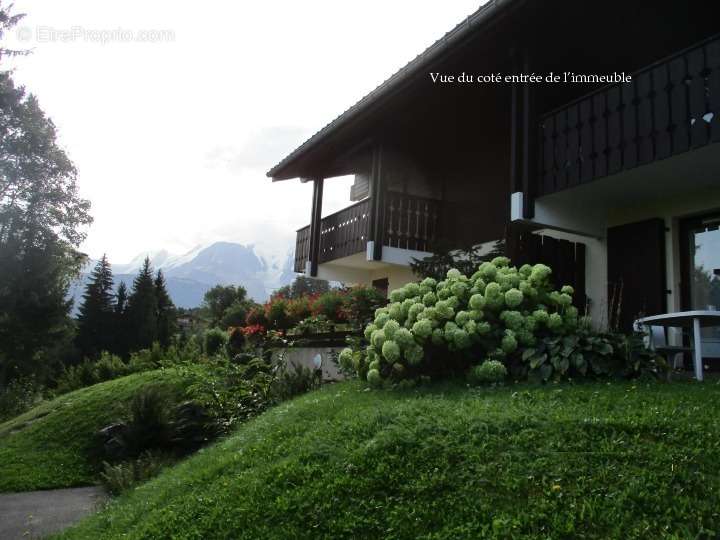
3,0,481,262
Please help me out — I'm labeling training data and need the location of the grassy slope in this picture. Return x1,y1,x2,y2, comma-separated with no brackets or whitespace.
0,370,187,493
60,379,720,540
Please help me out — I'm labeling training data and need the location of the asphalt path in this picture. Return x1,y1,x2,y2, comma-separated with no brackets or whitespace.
0,486,106,539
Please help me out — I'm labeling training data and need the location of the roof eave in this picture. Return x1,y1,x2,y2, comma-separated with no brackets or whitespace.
266,0,523,181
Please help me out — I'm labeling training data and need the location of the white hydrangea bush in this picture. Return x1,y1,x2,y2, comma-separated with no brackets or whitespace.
341,257,586,387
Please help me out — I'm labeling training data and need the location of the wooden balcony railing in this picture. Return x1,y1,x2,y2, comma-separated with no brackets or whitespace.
383,192,440,252
538,34,720,196
294,225,311,273
318,199,371,264
293,192,440,272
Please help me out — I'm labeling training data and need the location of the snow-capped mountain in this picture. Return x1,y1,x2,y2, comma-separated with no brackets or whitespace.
72,241,296,310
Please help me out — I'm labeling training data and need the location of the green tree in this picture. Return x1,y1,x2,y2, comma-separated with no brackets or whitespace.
125,258,158,351
155,270,177,347
0,7,92,384
115,282,128,315
113,281,130,357
75,255,115,359
0,241,80,383
0,2,27,60
275,276,330,300
202,285,249,327
220,300,252,328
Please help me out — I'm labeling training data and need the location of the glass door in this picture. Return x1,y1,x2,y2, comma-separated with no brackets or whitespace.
682,213,720,358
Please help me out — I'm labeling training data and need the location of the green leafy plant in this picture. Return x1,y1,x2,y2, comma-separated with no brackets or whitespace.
245,306,268,327
292,315,333,336
270,353,322,402
181,359,275,433
120,386,174,458
410,240,505,281
346,258,655,386
0,376,43,422
55,360,100,394
286,296,312,324
311,290,346,322
265,297,292,330
95,352,130,381
468,360,508,384
352,258,582,385
99,451,172,496
203,328,229,357
341,285,387,326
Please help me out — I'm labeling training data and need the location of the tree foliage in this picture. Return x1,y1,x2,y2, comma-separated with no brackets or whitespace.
0,2,28,60
125,258,158,352
410,240,505,281
75,255,115,359
202,284,254,328
275,276,330,300
155,270,176,348
0,7,92,383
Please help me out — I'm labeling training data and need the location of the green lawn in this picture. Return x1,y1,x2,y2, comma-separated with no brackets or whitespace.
58,379,720,539
0,370,187,492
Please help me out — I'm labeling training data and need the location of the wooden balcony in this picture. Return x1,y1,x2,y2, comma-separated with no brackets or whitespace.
537,34,720,197
294,193,440,273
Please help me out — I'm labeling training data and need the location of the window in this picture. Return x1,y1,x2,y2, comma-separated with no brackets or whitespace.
681,212,720,358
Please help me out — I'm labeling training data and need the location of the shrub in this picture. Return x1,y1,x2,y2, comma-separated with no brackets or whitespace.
468,360,508,385
95,386,219,469
220,300,252,329
227,327,247,355
120,387,174,458
168,400,219,453
293,315,333,336
203,328,229,356
270,355,322,402
95,352,130,381
238,324,266,347
55,360,99,394
0,377,43,422
99,451,171,496
245,306,268,327
127,343,166,373
311,290,346,322
265,297,291,330
286,296,312,325
181,359,275,433
342,285,387,326
352,259,652,386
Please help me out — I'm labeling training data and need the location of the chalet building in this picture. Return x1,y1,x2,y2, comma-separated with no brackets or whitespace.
267,0,720,345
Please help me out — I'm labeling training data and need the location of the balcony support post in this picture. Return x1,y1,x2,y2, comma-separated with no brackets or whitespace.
369,144,384,261
509,49,522,194
308,177,324,277
521,48,536,219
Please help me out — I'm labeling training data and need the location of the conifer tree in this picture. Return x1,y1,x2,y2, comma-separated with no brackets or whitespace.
125,257,158,351
113,281,129,357
75,255,115,359
154,270,177,347
115,282,128,314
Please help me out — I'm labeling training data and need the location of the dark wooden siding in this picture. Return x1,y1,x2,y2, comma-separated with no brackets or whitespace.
508,230,587,311
607,218,667,331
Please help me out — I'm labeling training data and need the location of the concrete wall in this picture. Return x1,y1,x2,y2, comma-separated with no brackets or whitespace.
315,245,425,294
272,346,347,381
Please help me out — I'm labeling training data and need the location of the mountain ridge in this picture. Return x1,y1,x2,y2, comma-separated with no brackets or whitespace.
71,241,296,310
